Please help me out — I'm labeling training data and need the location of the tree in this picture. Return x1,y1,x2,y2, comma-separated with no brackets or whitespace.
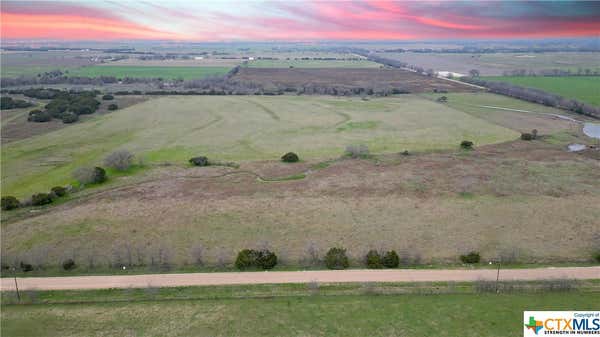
365,250,382,269
257,250,278,269
62,258,76,270
382,250,400,268
189,156,209,166
281,152,299,163
460,251,481,264
235,249,258,269
104,150,134,171
108,104,118,111
460,140,474,150
234,249,278,270
325,247,349,270
61,112,79,124
469,69,480,77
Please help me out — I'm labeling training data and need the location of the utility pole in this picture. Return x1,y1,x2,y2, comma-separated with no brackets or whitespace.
495,260,501,294
14,276,20,302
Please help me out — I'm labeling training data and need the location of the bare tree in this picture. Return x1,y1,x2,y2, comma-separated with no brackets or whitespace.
104,150,134,171
72,167,97,185
345,144,370,158
190,243,204,267
304,241,321,267
469,69,480,77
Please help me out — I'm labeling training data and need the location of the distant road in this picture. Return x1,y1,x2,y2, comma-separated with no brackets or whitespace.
1,267,599,291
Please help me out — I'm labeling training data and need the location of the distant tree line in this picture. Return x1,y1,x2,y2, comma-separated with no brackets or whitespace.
0,70,169,87
461,77,600,118
502,68,600,77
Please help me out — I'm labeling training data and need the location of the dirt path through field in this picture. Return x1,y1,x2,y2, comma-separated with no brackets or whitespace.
2,267,598,291
476,105,584,123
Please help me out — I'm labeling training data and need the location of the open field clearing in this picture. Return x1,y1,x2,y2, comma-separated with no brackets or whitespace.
1,95,149,143
2,124,599,266
67,65,231,79
376,52,600,76
424,92,596,131
103,58,242,67
2,283,598,337
0,51,98,77
245,59,381,68
483,76,600,106
234,67,477,92
1,94,519,198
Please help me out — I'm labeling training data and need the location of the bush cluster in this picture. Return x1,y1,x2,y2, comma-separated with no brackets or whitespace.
325,247,349,269
73,167,107,185
281,152,299,163
31,193,53,206
1,96,33,109
521,133,533,141
102,94,114,100
460,140,474,149
107,104,118,111
365,250,400,269
27,109,51,122
62,259,76,270
51,186,67,197
594,252,600,264
235,249,278,270
1,196,20,210
23,89,100,124
61,112,79,123
460,251,481,264
189,156,209,167
20,262,33,272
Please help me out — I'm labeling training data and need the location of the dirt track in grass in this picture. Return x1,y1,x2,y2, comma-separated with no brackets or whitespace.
2,266,599,291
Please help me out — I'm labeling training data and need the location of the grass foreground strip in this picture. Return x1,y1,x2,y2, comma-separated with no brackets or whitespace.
1,282,599,337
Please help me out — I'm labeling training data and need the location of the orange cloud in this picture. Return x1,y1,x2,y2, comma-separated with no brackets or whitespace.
1,13,187,40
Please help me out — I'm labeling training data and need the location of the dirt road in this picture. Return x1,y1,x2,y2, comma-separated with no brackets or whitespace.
2,267,599,291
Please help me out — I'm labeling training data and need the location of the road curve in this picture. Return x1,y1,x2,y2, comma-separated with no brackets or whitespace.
2,267,599,291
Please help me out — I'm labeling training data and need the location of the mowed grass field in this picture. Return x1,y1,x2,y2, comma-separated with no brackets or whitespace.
484,76,600,106
245,59,381,68
67,65,231,79
2,284,598,337
1,94,519,198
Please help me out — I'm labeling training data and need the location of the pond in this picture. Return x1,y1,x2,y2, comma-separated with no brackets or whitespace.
583,123,600,139
568,144,587,152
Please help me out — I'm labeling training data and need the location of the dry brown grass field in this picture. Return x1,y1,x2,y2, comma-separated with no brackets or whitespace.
375,52,600,76
233,68,477,92
2,122,599,267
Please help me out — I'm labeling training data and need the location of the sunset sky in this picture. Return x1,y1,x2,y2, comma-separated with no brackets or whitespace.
2,1,599,41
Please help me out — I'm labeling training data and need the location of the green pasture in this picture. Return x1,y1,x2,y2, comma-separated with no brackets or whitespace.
68,66,231,80
1,94,519,198
484,76,600,106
